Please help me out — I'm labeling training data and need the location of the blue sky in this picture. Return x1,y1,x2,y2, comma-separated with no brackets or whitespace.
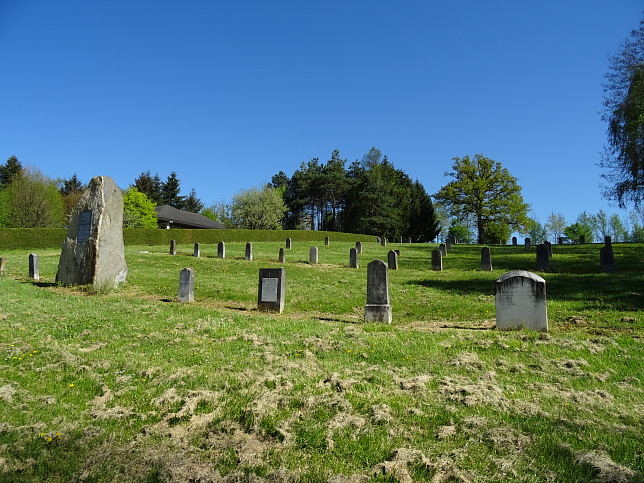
1,1,642,228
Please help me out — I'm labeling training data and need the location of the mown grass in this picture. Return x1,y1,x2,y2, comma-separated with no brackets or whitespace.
0,241,642,482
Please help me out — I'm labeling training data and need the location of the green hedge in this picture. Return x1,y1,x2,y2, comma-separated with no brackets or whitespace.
0,228,375,250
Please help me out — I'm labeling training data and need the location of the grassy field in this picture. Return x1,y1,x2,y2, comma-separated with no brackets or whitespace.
0,240,642,482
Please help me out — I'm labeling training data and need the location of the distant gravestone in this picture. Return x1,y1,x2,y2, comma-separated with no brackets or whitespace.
536,244,550,271
309,246,318,264
481,247,492,271
407,237,412,244
512,236,517,246
364,260,391,324
177,268,194,302
29,253,39,281
349,248,359,268
286,238,292,249
56,176,127,288
524,238,532,251
356,241,362,254
431,249,442,271
545,241,552,259
258,268,285,313
193,243,200,257
445,239,452,251
604,235,612,248
170,240,177,255
600,246,615,272
278,248,286,264
387,250,398,270
0,258,6,276
381,237,387,247
439,243,447,257
217,241,225,259
495,270,547,332
245,242,253,261
558,237,563,245
324,236,330,246
579,235,586,245
398,236,403,243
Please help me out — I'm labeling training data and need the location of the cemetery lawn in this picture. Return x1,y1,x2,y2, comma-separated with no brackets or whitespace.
0,241,642,482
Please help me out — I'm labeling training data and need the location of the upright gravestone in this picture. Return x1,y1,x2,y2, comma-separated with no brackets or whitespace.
431,249,443,271
604,236,612,248
579,235,585,245
245,242,253,261
29,253,39,281
512,236,517,246
356,241,362,254
387,250,398,270
445,239,452,251
349,248,359,268
193,243,200,258
324,236,330,246
177,268,194,303
170,240,177,256
545,241,552,259
495,270,547,332
0,258,6,276
56,176,127,288
381,237,387,247
536,244,550,271
600,246,615,273
524,238,532,251
558,237,563,245
364,260,391,324
439,243,447,257
407,237,412,244
398,236,403,244
258,268,285,313
278,248,286,264
286,238,292,249
217,241,225,259
309,246,318,264
481,247,492,271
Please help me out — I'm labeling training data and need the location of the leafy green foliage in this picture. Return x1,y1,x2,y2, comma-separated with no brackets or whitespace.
523,218,548,244
447,223,474,244
545,212,566,242
230,185,287,229
123,187,158,228
1,168,64,228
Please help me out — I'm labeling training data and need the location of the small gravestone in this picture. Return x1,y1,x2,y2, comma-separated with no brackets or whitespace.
439,243,447,257
381,237,387,247
512,236,517,246
193,243,200,257
445,239,452,251
258,268,285,313
495,270,547,332
349,248,358,268
356,241,362,254
170,240,177,255
431,249,442,271
481,247,492,271
387,250,398,270
545,241,552,259
536,244,550,271
245,242,252,261
524,238,531,251
56,176,127,288
604,235,612,248
407,237,412,244
600,246,615,272
309,246,318,264
178,268,194,302
579,235,585,245
286,238,292,249
398,236,403,243
29,253,39,281
325,236,330,246
0,258,6,276
278,248,285,264
217,241,225,259
364,260,391,324
558,237,563,245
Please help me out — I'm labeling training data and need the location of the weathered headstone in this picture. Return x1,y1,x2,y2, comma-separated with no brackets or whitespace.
349,248,359,268
387,250,398,270
170,240,177,255
309,246,318,264
324,236,330,246
381,237,387,247
579,235,585,245
177,267,194,302
245,242,253,261
481,247,492,271
56,176,127,288
512,236,517,246
356,241,362,254
278,248,286,264
286,238,292,249
545,241,552,259
258,268,285,313
217,241,225,259
604,235,612,248
558,237,563,245
407,237,412,244
193,243,200,257
0,258,5,276
524,238,532,251
495,270,547,332
445,239,452,251
431,249,442,271
364,260,391,324
29,253,39,281
439,243,447,257
398,236,403,243
600,246,615,272
536,244,550,271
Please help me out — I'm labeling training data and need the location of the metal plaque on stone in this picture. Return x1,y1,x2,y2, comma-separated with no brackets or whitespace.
77,210,93,243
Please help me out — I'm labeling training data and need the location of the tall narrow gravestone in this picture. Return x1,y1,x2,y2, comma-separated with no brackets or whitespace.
56,176,127,288
364,260,391,324
439,243,447,257
524,238,531,251
258,268,285,313
495,270,547,332
325,236,330,246
285,238,292,249
381,237,387,247
536,244,550,271
217,241,225,259
278,248,286,264
579,235,586,245
193,243,200,257
356,241,362,254
309,246,318,264
170,240,177,255
445,239,452,251
545,241,552,259
29,253,39,281
431,249,442,271
481,247,492,271
178,268,194,302
0,258,6,276
245,242,253,261
387,250,398,270
349,248,358,268
600,246,615,272
512,236,517,246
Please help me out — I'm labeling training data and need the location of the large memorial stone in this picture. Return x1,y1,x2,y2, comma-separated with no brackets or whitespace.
364,260,391,324
245,242,253,261
349,248,358,268
29,253,39,281
258,268,285,313
600,246,615,273
56,176,127,288
387,250,398,270
495,270,547,332
309,246,318,264
481,247,492,271
177,267,194,302
431,249,442,271
536,244,550,271
217,241,225,259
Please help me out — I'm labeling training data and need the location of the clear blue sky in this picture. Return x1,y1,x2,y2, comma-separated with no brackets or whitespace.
1,1,642,228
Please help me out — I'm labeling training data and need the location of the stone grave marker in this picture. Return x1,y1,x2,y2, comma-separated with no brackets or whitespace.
217,241,225,259
545,241,552,259
170,240,177,255
558,237,563,245
56,176,127,288
286,238,292,249
325,236,330,246
439,243,447,257
258,268,285,313
309,246,318,264
512,236,517,246
349,248,359,268
193,243,200,257
381,237,387,247
278,248,286,264
398,236,403,243
407,237,412,243
29,253,39,281
245,242,253,261
481,247,492,271
364,259,391,324
579,235,586,245
0,258,5,276
387,250,398,270
524,238,531,251
431,249,442,271
600,246,615,272
604,235,612,247
356,241,362,254
495,270,547,332
536,244,550,271
445,239,452,251
178,268,194,302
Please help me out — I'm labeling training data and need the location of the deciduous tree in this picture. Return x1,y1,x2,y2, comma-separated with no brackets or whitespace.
545,212,566,242
123,187,158,228
230,185,286,230
2,168,64,228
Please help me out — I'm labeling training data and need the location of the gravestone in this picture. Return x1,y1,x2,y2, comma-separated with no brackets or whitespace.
545,241,552,259
278,248,286,264
536,244,550,271
217,241,225,259
245,242,253,261
309,246,318,264
387,250,398,270
349,248,359,268
258,268,285,313
394,249,401,256
481,247,492,271
600,246,615,272
495,270,547,332
325,236,330,246
398,236,403,243
29,253,39,281
170,240,177,255
579,235,585,245
56,176,127,288
524,238,531,251
193,243,200,257
558,237,563,245
177,268,194,302
512,236,517,246
407,237,412,244
439,243,447,257
381,237,387,247
0,258,5,276
364,260,391,324
431,249,442,271
286,238,292,249
445,239,452,251
356,241,362,254
376,237,381,244
604,236,612,248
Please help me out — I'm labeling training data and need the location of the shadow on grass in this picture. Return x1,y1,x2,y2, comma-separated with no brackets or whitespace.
406,278,495,296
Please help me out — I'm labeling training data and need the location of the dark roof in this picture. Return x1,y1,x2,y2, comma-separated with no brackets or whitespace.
155,205,226,229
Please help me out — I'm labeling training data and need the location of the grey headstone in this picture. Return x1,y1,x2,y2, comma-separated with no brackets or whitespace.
349,248,358,268
170,240,177,255
56,176,127,288
325,236,330,246
387,250,398,270
481,247,492,271
558,237,563,245
217,241,225,259
258,268,285,313
193,243,200,258
495,270,547,332
398,236,403,243
29,253,39,281
579,235,585,245
278,248,285,264
600,246,615,272
431,249,442,271
536,244,550,271
524,238,532,251
309,246,318,264
604,235,612,248
407,237,412,244
381,237,387,247
177,267,194,303
439,243,447,257
285,238,292,249
445,239,452,251
356,241,362,254
364,259,391,324
512,236,517,246
545,241,552,259
245,242,252,261
0,258,5,276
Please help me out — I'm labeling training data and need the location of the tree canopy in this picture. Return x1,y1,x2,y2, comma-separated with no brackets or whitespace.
231,185,287,230
123,187,158,228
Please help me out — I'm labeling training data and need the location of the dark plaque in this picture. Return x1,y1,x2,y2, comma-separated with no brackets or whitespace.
77,210,93,243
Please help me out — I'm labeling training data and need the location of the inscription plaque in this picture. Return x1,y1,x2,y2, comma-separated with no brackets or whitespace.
77,210,93,243
261,278,279,302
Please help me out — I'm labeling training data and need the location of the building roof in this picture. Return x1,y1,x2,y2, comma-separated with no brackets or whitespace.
154,205,226,229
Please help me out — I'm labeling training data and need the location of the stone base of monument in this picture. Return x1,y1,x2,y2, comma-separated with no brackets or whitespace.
364,304,392,324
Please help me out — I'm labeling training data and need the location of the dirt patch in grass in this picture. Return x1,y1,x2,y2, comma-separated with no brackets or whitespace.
438,372,508,408
572,448,638,482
